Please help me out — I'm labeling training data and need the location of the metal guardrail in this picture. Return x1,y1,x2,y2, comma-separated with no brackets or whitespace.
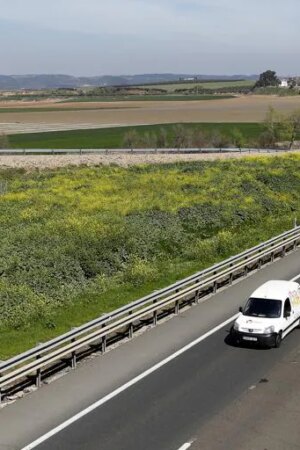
0,148,295,155
0,226,300,401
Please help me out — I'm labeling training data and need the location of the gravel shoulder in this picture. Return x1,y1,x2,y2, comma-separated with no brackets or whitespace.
0,150,298,170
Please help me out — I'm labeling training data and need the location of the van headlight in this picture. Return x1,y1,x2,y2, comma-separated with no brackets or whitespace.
233,322,240,331
264,326,275,334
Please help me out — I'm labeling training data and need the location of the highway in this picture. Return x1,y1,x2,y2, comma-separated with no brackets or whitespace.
0,249,299,450
33,318,300,450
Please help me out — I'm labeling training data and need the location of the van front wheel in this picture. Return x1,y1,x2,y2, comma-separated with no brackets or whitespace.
274,332,282,348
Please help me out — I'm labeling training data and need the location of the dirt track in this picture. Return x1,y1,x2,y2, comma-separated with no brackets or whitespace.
1,96,300,134
0,150,297,170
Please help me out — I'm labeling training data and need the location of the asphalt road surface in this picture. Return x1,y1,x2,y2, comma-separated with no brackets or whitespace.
1,249,299,450
36,319,300,450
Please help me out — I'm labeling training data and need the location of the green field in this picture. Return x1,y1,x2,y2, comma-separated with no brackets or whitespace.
9,123,264,149
0,155,300,358
136,80,255,92
65,94,235,102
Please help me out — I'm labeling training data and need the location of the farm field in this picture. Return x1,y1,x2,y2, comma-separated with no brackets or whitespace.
0,96,300,135
62,94,235,103
134,80,255,92
8,122,264,149
0,96,234,113
0,154,300,358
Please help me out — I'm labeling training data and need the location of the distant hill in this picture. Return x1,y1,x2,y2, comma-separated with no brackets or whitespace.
0,73,258,90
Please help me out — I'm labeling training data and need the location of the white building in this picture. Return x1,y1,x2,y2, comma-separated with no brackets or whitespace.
280,79,288,88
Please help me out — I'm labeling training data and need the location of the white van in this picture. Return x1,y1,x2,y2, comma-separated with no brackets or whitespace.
231,280,300,348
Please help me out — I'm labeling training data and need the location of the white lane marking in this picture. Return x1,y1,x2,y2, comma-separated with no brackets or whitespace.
291,273,300,282
178,441,194,450
21,314,238,450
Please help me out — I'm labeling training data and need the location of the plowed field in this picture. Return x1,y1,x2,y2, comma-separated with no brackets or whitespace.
0,95,300,134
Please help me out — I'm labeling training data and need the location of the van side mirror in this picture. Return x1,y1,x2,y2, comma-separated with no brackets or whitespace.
239,306,243,313
285,311,291,318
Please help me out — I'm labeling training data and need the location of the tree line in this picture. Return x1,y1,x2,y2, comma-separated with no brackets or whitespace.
122,108,300,150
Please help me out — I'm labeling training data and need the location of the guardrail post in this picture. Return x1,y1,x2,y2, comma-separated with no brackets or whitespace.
294,240,298,250
128,311,133,339
101,324,107,354
194,288,200,304
174,289,180,314
153,300,158,326
71,337,77,369
213,281,217,293
244,266,249,276
258,258,262,269
271,252,275,262
282,246,286,257
36,356,41,388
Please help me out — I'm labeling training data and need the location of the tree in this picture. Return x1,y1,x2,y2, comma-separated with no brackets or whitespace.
172,125,189,148
231,128,246,149
254,70,280,88
0,133,9,149
156,128,168,148
260,107,300,149
258,106,282,148
286,110,300,149
122,130,139,148
288,78,297,89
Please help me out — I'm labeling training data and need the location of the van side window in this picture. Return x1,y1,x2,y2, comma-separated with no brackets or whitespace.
284,298,291,317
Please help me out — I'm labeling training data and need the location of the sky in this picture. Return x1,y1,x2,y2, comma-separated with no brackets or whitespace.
0,0,299,76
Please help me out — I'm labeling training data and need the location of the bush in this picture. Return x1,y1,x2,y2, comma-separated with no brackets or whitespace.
123,258,159,286
0,281,51,329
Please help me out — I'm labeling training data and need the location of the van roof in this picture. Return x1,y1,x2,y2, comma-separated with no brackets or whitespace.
251,280,299,301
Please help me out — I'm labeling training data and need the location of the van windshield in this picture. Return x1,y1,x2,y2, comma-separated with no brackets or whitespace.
243,298,282,318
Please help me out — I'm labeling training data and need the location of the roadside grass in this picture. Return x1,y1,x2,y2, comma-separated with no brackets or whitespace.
0,155,300,358
0,259,212,358
0,217,297,360
9,123,264,149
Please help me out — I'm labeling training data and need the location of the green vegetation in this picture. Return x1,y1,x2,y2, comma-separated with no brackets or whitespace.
0,155,300,358
0,133,9,149
0,83,241,103
260,107,300,148
9,123,264,149
136,80,254,92
254,87,300,96
254,70,280,88
63,94,234,102
253,70,300,96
